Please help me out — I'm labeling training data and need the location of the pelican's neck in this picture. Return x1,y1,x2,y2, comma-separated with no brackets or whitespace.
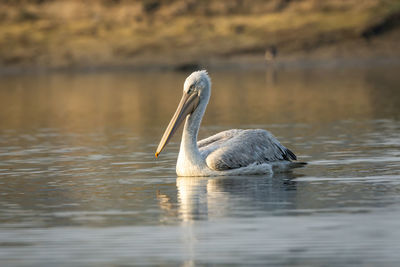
177,94,209,175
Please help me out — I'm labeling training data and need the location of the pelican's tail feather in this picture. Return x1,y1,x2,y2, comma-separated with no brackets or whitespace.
288,162,307,168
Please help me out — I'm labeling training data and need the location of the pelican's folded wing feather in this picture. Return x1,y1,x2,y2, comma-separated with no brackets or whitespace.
200,129,296,171
198,129,241,149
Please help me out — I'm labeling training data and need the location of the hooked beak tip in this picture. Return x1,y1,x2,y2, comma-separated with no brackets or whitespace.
155,152,159,158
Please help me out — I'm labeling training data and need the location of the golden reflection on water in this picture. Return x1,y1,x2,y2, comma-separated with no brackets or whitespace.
1,68,399,134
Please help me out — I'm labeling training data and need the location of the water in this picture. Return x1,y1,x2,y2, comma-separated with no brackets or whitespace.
0,66,400,266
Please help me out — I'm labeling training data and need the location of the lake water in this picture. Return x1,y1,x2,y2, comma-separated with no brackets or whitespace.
0,65,400,266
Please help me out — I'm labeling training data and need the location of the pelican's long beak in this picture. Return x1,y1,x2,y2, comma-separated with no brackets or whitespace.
155,92,200,158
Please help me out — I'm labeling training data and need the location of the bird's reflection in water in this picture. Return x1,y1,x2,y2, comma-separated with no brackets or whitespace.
176,172,302,222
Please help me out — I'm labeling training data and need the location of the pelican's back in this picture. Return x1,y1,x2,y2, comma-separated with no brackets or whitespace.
198,129,296,171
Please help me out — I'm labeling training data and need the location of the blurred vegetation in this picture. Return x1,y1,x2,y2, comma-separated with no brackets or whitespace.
0,0,399,71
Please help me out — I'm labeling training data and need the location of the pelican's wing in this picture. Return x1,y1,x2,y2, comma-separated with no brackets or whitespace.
198,129,241,149
199,129,296,171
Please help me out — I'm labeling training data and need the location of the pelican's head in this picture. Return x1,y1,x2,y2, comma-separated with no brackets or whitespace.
183,70,211,97
155,70,211,158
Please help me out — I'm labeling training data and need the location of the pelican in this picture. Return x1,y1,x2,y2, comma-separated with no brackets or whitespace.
155,70,303,176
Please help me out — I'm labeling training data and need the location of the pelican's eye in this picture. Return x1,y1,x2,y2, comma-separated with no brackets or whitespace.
188,84,195,94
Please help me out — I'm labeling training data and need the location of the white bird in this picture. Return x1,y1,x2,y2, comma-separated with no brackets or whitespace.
155,70,303,176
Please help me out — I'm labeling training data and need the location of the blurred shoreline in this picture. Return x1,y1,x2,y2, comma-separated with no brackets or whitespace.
0,0,399,74
2,54,400,76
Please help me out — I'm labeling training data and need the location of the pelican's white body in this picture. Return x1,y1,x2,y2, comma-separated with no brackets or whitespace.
171,71,298,177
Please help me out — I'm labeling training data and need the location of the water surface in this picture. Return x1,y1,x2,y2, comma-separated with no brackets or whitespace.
1,66,400,266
